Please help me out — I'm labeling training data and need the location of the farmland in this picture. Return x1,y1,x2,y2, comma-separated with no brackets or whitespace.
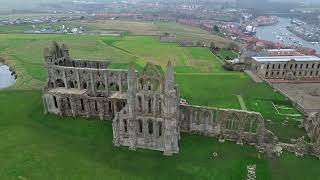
0,30,319,179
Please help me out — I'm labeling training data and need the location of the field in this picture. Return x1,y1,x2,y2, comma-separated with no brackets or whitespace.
0,19,243,48
0,90,320,180
0,31,319,179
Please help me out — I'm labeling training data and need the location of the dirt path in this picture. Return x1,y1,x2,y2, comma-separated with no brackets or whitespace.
236,94,247,111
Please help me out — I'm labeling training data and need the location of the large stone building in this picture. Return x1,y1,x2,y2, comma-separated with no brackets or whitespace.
43,42,270,155
251,56,320,80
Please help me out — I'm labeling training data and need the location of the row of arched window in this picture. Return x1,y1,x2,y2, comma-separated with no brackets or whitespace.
50,79,122,92
225,117,257,133
138,79,162,91
52,95,113,114
123,119,163,137
137,96,162,114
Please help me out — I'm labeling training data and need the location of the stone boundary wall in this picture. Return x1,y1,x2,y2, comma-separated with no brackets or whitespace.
179,105,266,145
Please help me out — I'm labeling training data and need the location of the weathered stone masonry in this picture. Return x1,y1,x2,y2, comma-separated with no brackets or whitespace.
43,42,271,155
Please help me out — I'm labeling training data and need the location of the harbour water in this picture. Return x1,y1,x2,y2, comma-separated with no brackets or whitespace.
256,17,320,53
0,63,16,89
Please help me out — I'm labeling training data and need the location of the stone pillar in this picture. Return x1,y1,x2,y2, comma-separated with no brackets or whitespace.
70,96,76,117
90,70,96,96
104,71,109,96
62,68,67,88
99,100,104,120
112,113,120,147
129,120,137,151
163,120,173,156
76,69,81,90
119,73,123,93
85,99,90,118
57,96,63,116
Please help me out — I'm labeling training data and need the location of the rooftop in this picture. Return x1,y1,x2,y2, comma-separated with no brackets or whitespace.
252,56,320,63
267,49,296,52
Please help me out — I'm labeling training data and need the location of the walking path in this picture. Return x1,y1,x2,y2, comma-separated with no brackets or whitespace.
236,95,247,111
245,70,263,83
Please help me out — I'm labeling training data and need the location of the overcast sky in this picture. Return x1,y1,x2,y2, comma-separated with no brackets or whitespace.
0,0,319,9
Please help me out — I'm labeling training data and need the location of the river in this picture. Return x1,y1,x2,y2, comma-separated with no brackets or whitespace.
256,17,320,53
0,63,16,89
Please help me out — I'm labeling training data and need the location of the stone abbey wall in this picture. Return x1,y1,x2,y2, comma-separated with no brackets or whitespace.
112,63,180,155
42,42,281,156
179,105,266,145
45,65,128,97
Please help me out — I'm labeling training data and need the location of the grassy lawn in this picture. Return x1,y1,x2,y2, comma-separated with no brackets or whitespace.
0,90,319,180
0,33,319,179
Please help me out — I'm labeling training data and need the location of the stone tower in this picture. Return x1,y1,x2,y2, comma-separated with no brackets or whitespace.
112,62,180,155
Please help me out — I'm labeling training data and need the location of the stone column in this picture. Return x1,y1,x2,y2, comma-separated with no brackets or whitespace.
112,113,120,147
119,73,123,93
62,68,67,88
85,99,90,118
129,120,137,151
104,71,109,96
70,96,76,117
90,70,96,96
76,69,81,90
57,96,63,116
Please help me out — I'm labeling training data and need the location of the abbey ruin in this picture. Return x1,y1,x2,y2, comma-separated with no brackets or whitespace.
43,42,320,157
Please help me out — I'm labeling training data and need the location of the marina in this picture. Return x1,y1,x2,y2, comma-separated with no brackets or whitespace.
256,17,320,53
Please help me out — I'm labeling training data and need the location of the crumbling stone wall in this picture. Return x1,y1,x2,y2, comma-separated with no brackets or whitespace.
43,42,129,121
304,112,320,144
112,63,180,155
45,65,128,97
43,42,272,156
179,105,266,145
303,112,320,157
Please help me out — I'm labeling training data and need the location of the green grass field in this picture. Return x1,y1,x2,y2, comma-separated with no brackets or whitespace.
0,32,319,179
0,90,319,180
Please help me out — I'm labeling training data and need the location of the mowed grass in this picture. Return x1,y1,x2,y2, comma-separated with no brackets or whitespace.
176,73,306,142
1,90,320,180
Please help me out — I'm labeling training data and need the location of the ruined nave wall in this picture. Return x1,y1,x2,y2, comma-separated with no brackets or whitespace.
179,105,266,145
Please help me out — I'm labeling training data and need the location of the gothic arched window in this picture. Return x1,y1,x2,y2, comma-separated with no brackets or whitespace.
138,120,143,133
80,99,85,111
148,99,152,113
158,122,162,137
53,96,58,108
67,97,71,109
148,120,153,134
124,119,128,133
